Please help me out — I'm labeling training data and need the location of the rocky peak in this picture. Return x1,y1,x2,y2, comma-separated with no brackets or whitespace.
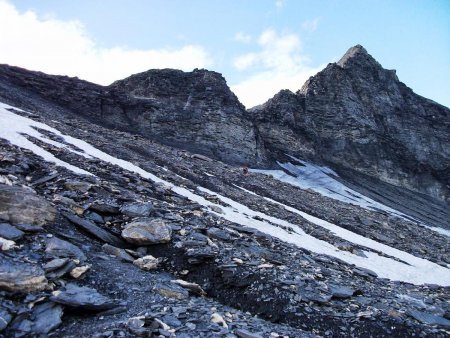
0,64,260,165
251,46,450,201
109,68,259,164
337,44,377,68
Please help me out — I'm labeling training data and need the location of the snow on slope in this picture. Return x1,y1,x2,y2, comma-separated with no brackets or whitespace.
251,158,405,215
251,157,450,236
1,102,449,286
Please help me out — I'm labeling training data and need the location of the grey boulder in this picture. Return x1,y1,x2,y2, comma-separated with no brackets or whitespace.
0,256,48,293
0,184,56,226
121,218,172,245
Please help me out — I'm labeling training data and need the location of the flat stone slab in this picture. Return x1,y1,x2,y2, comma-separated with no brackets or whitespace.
102,243,135,262
63,212,125,247
10,302,63,335
51,284,118,311
408,310,450,328
0,223,24,241
120,202,153,217
330,285,355,299
45,237,86,262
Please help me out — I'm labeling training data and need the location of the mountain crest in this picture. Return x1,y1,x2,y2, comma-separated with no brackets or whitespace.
337,44,381,69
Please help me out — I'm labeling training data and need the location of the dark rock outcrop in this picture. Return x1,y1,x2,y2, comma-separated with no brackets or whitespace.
0,256,48,293
110,68,263,164
0,103,448,337
250,45,450,201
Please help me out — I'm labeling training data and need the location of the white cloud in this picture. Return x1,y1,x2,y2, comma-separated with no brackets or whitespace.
231,29,323,108
233,53,257,70
302,17,320,33
0,0,212,85
234,32,252,43
275,0,286,9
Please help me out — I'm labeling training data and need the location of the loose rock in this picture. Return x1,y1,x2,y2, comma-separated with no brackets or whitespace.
0,223,24,241
122,218,172,245
0,184,56,225
0,256,48,293
51,284,118,311
70,265,90,278
102,243,135,262
133,255,159,271
45,237,87,262
120,201,153,217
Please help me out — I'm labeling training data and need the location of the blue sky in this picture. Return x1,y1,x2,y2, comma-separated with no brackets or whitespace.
1,0,449,107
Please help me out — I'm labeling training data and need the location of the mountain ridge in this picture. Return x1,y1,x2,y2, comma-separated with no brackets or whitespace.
0,45,449,203
1,45,450,337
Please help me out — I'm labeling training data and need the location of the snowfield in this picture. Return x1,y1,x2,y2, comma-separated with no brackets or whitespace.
1,102,449,286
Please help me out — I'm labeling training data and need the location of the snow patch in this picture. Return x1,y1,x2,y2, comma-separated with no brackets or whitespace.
232,184,258,196
251,157,450,237
0,103,92,175
251,158,404,215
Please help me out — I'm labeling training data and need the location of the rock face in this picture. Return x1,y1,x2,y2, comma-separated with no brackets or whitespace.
0,95,449,337
250,45,450,201
110,69,262,164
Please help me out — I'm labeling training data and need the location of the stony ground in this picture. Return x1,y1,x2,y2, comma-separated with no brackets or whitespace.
1,106,449,338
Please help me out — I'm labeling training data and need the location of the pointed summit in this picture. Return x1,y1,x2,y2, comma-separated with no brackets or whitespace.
337,44,381,69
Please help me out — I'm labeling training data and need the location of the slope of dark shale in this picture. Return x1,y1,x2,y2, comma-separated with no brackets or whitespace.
0,65,262,166
0,45,449,338
0,101,449,338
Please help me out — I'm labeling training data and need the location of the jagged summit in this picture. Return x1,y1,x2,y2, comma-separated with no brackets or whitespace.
336,44,382,69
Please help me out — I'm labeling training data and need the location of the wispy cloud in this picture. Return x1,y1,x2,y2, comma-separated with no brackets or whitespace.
0,0,212,85
234,32,252,43
302,17,320,33
275,0,286,10
231,29,323,108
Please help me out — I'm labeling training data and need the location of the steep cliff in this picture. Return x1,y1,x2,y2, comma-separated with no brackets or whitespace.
110,68,263,164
